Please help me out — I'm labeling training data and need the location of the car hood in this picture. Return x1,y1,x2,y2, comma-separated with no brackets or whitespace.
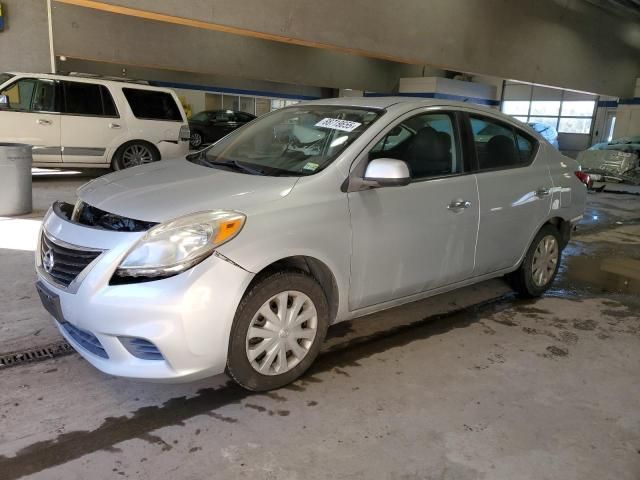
77,159,299,223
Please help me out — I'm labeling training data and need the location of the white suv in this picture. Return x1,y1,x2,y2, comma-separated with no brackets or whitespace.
0,72,190,169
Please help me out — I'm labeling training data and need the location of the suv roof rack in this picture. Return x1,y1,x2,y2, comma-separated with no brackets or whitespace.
57,72,150,85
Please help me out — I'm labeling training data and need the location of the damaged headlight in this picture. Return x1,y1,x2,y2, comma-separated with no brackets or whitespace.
114,211,245,280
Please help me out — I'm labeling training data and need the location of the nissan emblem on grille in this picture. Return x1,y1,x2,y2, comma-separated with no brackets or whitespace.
43,249,55,273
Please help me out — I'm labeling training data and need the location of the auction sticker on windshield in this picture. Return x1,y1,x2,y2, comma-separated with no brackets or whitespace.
315,118,362,132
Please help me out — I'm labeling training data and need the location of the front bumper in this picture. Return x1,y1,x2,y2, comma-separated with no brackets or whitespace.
36,206,254,382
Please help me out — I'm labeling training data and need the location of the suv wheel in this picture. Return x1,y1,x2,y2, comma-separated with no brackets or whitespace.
189,131,203,149
112,141,159,170
226,271,329,391
510,224,561,297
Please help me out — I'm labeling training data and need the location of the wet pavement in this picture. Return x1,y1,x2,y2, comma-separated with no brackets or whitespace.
0,189,639,479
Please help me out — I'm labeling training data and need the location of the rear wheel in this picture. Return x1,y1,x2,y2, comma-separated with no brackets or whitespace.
112,141,159,170
226,271,329,391
510,224,561,297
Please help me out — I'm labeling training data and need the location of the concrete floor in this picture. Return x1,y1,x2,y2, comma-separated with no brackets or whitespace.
0,175,639,479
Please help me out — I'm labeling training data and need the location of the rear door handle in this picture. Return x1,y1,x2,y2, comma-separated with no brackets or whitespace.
37,118,52,125
447,200,472,211
109,123,121,129
535,187,551,197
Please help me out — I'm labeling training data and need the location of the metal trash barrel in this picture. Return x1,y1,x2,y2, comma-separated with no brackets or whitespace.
0,143,32,216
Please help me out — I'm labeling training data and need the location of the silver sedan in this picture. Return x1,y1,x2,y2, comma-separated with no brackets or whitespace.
35,97,586,391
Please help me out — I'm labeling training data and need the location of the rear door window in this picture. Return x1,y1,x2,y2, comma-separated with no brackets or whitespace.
62,81,103,116
122,88,182,121
470,115,536,170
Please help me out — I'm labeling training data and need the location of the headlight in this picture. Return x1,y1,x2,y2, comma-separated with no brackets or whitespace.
114,211,245,279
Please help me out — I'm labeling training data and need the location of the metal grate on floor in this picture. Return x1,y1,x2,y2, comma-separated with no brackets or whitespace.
0,341,75,369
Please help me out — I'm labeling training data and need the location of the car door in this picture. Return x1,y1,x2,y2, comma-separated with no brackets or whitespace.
0,77,62,163
468,113,553,275
60,81,121,164
348,109,479,311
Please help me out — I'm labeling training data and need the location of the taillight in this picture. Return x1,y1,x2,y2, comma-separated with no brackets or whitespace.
179,124,191,142
574,171,591,187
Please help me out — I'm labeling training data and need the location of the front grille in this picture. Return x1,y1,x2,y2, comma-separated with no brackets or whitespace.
119,337,164,360
59,321,109,358
40,231,102,287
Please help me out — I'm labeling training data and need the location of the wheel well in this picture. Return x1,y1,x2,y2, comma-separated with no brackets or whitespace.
111,140,161,165
248,256,339,323
545,217,571,248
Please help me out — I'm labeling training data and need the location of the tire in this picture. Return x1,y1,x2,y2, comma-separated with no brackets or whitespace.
509,224,562,298
111,141,159,171
189,131,203,149
226,270,329,391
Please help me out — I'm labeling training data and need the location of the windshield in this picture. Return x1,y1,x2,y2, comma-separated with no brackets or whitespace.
191,105,382,176
0,73,14,87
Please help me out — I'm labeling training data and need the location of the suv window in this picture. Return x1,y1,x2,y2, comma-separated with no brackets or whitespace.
62,81,112,116
122,88,182,121
32,79,58,112
370,112,460,180
0,78,37,111
470,115,535,170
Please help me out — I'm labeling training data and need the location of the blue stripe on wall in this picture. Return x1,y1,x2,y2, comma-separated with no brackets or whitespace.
149,80,321,101
597,100,618,108
364,91,500,106
618,98,640,105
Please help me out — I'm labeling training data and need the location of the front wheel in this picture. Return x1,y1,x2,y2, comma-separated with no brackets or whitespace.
226,271,329,391
509,224,562,297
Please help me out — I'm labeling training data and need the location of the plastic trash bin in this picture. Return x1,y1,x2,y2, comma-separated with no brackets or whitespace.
0,143,32,216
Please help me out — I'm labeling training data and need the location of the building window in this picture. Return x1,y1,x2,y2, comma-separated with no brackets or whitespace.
501,82,596,134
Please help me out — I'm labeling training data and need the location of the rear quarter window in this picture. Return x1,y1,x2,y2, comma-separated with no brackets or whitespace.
122,88,182,121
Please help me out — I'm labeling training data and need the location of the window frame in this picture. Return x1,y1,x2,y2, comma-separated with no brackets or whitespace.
463,112,539,173
350,107,471,184
501,83,596,136
60,80,120,118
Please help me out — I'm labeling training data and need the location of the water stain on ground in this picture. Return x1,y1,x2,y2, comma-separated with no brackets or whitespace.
545,345,569,358
573,319,597,331
564,256,640,295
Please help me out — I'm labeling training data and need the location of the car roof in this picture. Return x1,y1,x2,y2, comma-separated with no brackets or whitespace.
6,72,176,93
302,96,543,140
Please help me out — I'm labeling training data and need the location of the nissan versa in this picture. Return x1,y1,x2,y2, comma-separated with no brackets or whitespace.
35,97,586,391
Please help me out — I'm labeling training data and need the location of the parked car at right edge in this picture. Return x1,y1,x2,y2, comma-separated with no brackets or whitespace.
35,97,586,391
0,72,190,170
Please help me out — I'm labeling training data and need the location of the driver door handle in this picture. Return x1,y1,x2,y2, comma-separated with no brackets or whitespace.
37,118,52,125
447,200,472,211
536,187,551,197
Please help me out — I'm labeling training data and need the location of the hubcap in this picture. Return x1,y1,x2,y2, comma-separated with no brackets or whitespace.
246,291,318,376
121,144,153,168
190,133,202,147
531,235,559,287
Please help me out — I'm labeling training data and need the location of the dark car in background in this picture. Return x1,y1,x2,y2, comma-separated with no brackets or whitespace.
188,109,256,148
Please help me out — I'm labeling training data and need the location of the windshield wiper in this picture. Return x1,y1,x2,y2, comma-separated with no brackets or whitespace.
200,157,266,176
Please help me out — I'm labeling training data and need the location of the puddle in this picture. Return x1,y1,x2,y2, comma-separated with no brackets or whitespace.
563,256,640,294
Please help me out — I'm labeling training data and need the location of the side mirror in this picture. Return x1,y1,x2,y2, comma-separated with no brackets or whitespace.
347,158,411,192
0,95,9,109
363,158,411,187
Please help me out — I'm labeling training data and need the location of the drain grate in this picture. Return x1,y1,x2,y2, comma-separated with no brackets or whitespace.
0,341,75,369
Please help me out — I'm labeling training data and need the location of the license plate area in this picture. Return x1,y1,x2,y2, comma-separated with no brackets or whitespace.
35,281,64,322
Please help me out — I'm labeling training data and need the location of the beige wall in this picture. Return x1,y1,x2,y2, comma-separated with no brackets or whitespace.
0,0,51,73
68,0,640,97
